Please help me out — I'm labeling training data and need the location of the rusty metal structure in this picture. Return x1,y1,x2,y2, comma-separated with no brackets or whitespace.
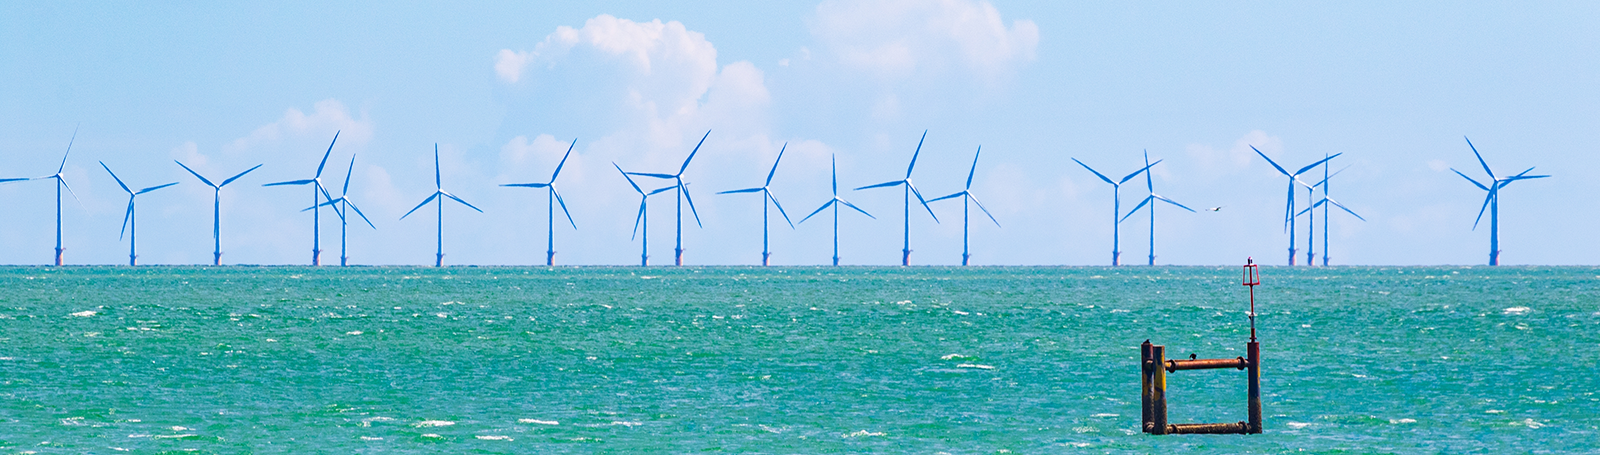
1141,258,1263,435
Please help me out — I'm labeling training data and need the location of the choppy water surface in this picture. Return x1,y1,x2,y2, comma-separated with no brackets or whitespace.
1,266,1596,453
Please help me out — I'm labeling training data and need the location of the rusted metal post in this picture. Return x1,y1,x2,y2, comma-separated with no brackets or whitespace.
1141,340,1153,433
1165,357,1248,371
1151,344,1167,435
1247,340,1261,434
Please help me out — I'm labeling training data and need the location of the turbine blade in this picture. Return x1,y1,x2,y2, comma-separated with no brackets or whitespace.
341,155,355,195
344,199,377,229
552,139,575,182
718,187,763,194
926,191,964,203
906,130,926,178
552,188,577,229
1325,198,1366,221
264,179,315,187
58,177,80,203
839,199,875,219
682,183,702,228
1120,196,1153,223
854,180,903,191
300,197,344,212
433,144,442,189
135,182,179,194
908,182,938,222
768,192,794,228
648,186,676,196
400,193,440,220
798,200,836,224
174,160,217,188
0,178,27,183
965,146,980,190
1252,145,1291,176
443,192,484,213
119,200,132,240
100,162,131,194
615,163,644,194
631,200,645,240
968,194,1000,227
502,182,550,188
1472,187,1494,230
1120,159,1161,184
1294,153,1341,176
679,130,710,175
220,164,263,187
315,131,339,178
1143,150,1154,192
830,154,838,195
319,183,337,207
627,172,678,179
1465,136,1493,179
59,126,77,173
1451,168,1489,191
1153,194,1197,212
766,143,786,186
1072,158,1115,185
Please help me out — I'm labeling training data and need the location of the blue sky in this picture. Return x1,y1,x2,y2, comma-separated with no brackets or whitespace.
1,1,1596,266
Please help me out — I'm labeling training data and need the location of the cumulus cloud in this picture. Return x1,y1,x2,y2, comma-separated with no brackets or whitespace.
1187,130,1283,174
810,0,1039,83
224,99,373,153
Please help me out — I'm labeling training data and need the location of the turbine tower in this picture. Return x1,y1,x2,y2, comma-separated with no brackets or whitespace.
401,144,483,267
799,154,874,266
718,143,794,266
1451,137,1549,266
263,131,340,265
1295,166,1364,266
101,162,178,266
626,130,709,266
1119,151,1194,266
1252,146,1339,265
175,161,261,265
1072,155,1158,266
617,163,675,266
855,130,939,266
33,128,81,266
928,146,999,266
307,155,375,266
502,139,578,266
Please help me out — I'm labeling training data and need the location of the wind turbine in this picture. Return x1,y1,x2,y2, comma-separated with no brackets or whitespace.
175,160,261,265
306,155,375,266
263,131,340,265
1295,165,1364,266
1119,151,1194,266
1251,146,1339,265
101,162,178,266
502,138,578,266
928,146,999,266
401,144,483,267
1072,155,1158,266
855,130,939,266
626,130,709,266
799,154,874,266
718,143,794,266
33,128,81,266
1451,137,1549,266
617,163,675,266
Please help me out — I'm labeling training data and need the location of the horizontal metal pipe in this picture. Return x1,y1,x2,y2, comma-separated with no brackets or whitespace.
1165,357,1247,372
1168,422,1248,434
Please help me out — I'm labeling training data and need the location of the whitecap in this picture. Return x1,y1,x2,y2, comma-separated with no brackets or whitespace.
842,430,885,437
360,436,382,441
70,310,97,317
1516,418,1546,429
1486,409,1505,414
940,353,971,360
1389,418,1416,424
1503,306,1531,315
956,364,995,370
421,433,444,439
1286,422,1311,429
611,421,642,427
476,435,513,441
414,420,455,427
1091,413,1119,418
518,419,558,425
346,331,363,335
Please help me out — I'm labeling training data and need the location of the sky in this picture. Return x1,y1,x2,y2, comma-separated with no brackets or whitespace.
1,1,1596,266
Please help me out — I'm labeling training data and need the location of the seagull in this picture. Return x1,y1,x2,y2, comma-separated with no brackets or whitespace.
1207,206,1224,212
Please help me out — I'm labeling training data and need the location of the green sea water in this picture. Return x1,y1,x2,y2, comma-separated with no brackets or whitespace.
1,266,1596,453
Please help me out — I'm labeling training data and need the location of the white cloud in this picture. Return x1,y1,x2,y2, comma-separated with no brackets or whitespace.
810,0,1039,82
494,49,533,83
1187,130,1283,174
224,99,374,154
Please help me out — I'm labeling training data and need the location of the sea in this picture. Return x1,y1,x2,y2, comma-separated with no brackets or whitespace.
1,265,1595,453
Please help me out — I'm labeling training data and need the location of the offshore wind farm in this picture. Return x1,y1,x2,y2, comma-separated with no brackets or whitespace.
3,2,1598,453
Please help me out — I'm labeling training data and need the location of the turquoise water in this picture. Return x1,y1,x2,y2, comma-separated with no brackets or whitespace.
2,266,1596,453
